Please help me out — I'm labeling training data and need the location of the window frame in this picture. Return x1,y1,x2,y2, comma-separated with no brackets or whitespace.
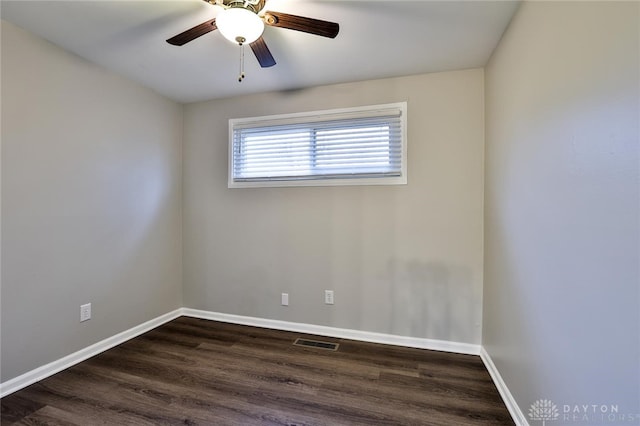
227,102,407,188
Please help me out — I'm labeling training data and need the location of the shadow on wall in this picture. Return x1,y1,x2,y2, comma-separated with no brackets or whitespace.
373,258,478,343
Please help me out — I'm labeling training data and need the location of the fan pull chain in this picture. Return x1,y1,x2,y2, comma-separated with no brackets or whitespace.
238,42,246,82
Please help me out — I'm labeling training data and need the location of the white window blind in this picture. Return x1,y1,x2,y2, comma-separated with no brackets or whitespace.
228,102,407,188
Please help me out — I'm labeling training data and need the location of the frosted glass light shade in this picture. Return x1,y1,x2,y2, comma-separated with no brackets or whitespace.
216,8,265,45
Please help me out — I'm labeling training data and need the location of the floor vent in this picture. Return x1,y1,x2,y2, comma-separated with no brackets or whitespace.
293,338,339,351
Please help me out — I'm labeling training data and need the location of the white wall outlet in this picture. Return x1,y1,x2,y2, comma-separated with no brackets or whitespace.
80,303,91,322
325,290,334,305
281,293,289,306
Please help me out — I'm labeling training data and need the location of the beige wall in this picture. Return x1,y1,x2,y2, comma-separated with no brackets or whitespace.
484,1,639,417
183,69,485,344
1,20,183,382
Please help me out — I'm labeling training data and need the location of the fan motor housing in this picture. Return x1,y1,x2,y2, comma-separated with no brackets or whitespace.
212,0,266,14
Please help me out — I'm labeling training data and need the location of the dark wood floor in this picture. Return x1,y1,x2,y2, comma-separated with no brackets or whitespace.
1,317,514,425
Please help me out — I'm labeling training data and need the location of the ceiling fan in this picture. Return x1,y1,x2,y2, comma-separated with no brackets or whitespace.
167,0,339,77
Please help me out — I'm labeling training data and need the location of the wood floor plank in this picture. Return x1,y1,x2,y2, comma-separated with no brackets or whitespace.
15,406,81,426
0,394,45,425
1,318,514,425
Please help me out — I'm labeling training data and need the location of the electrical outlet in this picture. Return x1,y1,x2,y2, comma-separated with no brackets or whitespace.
281,293,289,306
324,290,334,305
80,303,91,322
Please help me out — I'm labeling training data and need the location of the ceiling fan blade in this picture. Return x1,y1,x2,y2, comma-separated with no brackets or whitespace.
166,18,217,46
250,37,276,68
263,11,339,39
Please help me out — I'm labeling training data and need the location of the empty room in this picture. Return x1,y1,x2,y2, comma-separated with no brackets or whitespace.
1,1,638,425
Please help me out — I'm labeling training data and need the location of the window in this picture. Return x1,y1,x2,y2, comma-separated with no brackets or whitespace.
228,102,407,188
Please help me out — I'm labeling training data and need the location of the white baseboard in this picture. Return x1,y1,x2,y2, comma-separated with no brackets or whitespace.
480,347,528,426
182,308,481,355
0,309,182,398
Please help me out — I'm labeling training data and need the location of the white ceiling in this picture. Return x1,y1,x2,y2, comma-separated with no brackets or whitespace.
1,0,520,104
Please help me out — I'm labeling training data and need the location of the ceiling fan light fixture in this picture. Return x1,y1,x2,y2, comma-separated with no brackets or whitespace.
216,7,264,45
